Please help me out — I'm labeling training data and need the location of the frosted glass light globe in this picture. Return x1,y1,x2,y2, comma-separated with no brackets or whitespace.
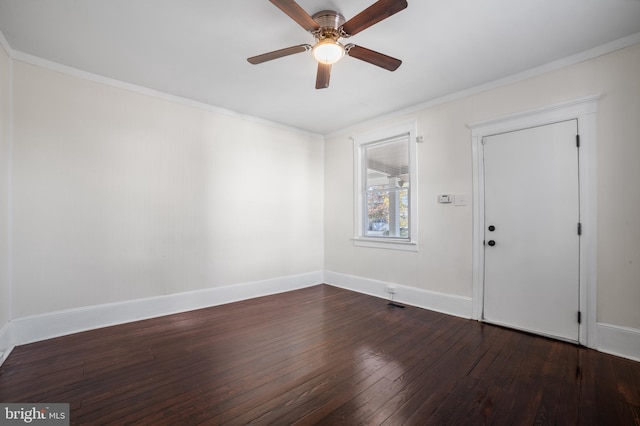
312,40,345,65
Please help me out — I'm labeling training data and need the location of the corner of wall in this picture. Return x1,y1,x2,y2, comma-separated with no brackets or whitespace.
0,27,14,364
0,322,14,367
0,29,12,59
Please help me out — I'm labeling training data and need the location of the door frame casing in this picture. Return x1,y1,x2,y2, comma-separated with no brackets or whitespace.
468,96,599,347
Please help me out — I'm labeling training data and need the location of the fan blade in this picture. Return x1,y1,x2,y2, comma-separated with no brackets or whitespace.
269,0,320,32
341,0,408,37
346,45,402,71
248,44,310,64
315,63,331,89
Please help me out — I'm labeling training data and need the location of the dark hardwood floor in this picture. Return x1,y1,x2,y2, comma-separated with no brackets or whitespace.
1,284,639,425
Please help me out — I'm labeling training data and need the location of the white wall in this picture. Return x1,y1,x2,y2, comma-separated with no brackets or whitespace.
1,34,638,361
0,39,10,332
592,47,640,329
325,43,640,331
10,60,324,318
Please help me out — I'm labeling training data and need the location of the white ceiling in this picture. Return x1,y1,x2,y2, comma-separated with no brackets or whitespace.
1,0,639,135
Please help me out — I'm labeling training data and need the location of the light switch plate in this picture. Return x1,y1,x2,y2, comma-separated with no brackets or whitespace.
454,194,467,206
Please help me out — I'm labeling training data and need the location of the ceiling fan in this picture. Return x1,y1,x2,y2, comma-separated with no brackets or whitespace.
248,0,408,89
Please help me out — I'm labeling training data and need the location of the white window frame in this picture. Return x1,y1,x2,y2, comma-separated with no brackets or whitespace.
353,120,418,251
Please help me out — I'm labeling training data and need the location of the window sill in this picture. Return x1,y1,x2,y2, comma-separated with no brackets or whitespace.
352,237,418,252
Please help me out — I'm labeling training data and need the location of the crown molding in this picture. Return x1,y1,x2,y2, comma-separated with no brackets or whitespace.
8,48,323,140
327,31,640,138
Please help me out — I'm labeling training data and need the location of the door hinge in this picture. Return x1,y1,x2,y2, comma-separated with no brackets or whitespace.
576,134,580,148
578,311,582,324
577,223,582,235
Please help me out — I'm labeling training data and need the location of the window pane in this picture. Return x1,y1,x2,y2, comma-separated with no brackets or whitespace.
363,135,410,239
365,188,409,237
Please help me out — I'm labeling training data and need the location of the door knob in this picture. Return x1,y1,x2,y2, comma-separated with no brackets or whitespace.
488,225,496,232
488,240,496,246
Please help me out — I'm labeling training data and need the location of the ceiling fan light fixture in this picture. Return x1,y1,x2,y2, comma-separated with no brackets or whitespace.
249,0,408,88
312,39,345,65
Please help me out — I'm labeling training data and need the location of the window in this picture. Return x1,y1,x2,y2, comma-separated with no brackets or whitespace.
353,121,417,251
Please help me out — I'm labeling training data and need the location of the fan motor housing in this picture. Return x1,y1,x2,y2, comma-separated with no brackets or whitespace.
312,10,345,32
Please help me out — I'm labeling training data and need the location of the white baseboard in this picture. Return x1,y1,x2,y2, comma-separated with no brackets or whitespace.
6,271,323,353
595,322,640,362
325,272,640,362
324,270,473,319
0,322,14,366
2,271,638,367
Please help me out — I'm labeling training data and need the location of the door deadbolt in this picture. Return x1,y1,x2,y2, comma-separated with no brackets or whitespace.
488,225,496,232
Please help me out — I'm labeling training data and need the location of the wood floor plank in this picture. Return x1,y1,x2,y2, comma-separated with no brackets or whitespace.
1,284,639,425
385,320,509,424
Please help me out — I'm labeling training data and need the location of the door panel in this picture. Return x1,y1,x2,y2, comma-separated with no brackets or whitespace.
483,119,580,342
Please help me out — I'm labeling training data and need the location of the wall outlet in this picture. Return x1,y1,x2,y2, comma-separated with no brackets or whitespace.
386,284,397,294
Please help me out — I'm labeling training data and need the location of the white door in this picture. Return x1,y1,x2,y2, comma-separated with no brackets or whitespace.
483,119,580,342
